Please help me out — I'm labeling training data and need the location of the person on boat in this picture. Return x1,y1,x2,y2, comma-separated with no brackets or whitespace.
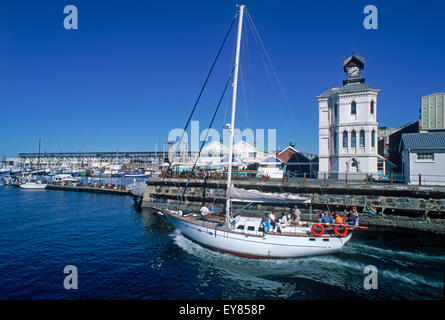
320,212,331,224
345,211,359,226
280,213,288,226
209,202,215,215
269,211,278,231
334,213,344,225
262,215,270,233
200,204,209,218
294,206,301,225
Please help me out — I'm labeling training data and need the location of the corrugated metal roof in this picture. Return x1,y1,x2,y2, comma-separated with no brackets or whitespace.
401,132,445,150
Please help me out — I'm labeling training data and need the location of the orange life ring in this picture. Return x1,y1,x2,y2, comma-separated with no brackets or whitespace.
311,224,324,237
334,224,348,237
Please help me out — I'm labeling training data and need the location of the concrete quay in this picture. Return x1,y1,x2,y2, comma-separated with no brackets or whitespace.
142,178,445,235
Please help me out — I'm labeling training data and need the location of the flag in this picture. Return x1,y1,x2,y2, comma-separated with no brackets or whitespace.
363,203,377,216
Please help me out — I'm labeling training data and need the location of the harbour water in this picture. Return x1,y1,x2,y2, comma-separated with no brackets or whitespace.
0,185,443,300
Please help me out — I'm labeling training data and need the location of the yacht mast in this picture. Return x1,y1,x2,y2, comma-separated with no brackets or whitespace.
37,137,41,170
225,4,245,224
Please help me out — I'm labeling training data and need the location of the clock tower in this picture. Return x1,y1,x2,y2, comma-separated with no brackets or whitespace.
343,53,365,84
317,53,380,181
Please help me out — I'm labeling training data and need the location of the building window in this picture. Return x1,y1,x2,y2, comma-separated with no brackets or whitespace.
351,101,356,115
351,130,356,147
343,131,348,147
359,130,365,147
371,130,375,147
334,104,338,118
370,101,375,114
417,153,434,160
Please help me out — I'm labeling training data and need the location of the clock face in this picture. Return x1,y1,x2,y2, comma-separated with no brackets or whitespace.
347,66,360,78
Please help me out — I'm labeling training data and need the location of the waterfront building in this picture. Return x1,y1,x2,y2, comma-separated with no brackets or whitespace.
377,121,419,178
400,132,445,186
277,144,318,178
317,53,379,180
421,93,445,132
196,140,271,166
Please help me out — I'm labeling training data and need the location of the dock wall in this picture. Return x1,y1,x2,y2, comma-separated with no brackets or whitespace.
142,178,445,234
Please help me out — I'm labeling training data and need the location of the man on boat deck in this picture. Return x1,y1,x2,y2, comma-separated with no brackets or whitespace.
269,211,278,231
293,206,301,225
345,211,358,226
262,215,271,233
200,204,209,218
319,212,331,224
209,202,215,215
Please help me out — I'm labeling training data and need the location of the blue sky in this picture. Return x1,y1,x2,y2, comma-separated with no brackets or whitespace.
1,0,444,157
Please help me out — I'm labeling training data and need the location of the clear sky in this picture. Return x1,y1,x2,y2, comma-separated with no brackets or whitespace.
1,0,444,157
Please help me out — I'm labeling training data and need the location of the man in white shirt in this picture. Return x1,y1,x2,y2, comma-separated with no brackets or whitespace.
200,204,210,218
269,211,278,232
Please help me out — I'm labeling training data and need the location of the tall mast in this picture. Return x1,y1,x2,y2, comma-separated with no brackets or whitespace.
37,137,41,170
225,4,245,223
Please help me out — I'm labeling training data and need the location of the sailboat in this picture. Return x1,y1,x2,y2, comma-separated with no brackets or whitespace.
156,5,363,258
19,178,47,189
20,137,47,190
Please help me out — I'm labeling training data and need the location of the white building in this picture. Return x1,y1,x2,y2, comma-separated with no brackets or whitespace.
400,132,445,186
317,53,380,180
194,140,271,166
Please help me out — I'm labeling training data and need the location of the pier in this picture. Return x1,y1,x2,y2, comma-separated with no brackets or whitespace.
46,184,131,196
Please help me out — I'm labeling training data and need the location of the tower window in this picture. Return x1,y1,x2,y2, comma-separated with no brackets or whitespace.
334,104,338,118
351,130,356,147
360,130,365,147
343,131,348,147
371,130,375,147
351,101,357,115
370,101,375,114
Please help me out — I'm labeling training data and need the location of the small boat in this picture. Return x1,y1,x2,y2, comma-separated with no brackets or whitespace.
20,178,47,189
125,173,150,177
125,169,150,177
0,168,10,175
111,171,125,178
52,174,81,186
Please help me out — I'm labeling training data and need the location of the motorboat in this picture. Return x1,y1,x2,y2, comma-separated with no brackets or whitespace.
51,174,82,186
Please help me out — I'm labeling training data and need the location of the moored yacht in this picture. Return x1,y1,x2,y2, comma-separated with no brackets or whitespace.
19,177,47,189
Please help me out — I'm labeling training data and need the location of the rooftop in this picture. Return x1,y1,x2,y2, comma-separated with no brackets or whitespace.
317,81,379,98
400,132,445,151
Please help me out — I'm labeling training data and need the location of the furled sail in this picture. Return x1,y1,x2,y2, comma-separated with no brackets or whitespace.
229,186,310,203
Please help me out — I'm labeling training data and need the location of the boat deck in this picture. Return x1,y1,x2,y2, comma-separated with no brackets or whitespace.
159,208,345,238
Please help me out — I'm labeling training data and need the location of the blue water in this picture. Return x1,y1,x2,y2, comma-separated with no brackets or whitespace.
0,186,443,299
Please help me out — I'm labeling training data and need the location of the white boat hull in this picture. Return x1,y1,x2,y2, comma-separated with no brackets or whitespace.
19,183,47,189
163,212,352,258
